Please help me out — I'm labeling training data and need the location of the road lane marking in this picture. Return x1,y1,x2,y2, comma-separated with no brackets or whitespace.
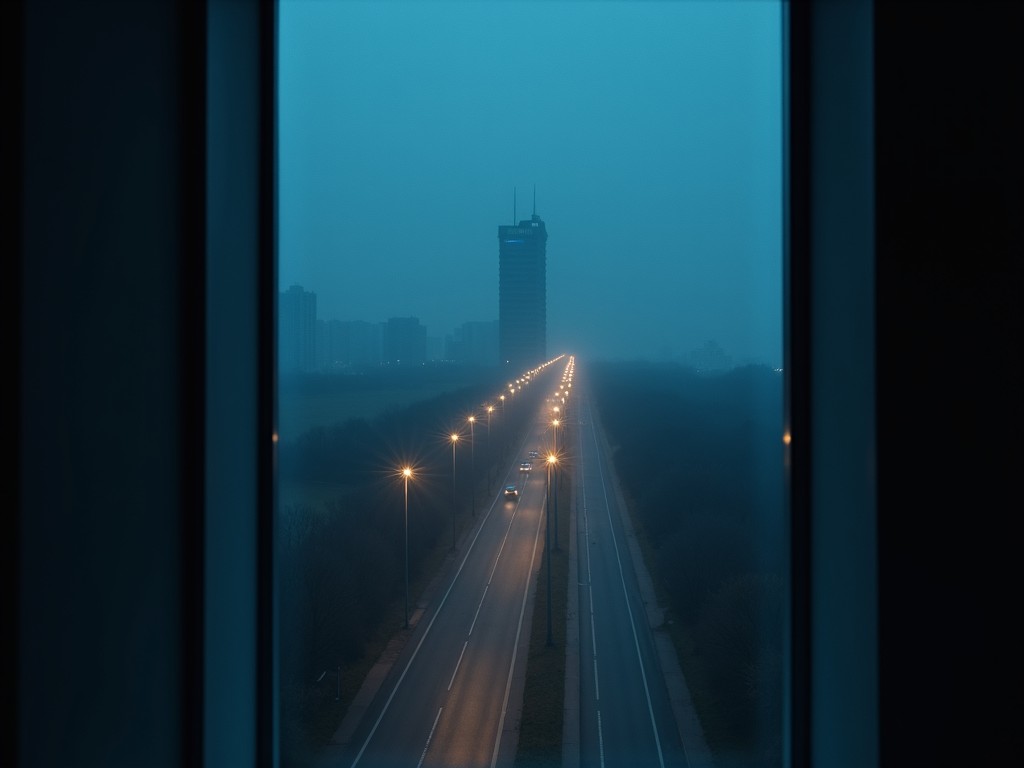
348,427,532,768
448,641,468,691
594,658,600,701
590,606,597,658
489,486,547,768
589,401,666,768
416,707,443,768
468,585,488,636
348,409,542,768
598,709,606,768
487,499,523,585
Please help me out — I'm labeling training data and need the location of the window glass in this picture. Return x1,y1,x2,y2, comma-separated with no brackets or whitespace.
277,2,782,766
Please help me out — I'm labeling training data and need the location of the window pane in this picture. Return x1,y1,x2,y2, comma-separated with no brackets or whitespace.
277,2,783,767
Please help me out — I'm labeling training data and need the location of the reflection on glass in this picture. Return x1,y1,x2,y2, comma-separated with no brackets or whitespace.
277,2,781,767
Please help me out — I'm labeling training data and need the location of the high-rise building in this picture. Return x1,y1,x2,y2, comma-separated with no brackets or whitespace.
445,320,499,365
279,284,317,373
498,211,547,367
383,316,427,365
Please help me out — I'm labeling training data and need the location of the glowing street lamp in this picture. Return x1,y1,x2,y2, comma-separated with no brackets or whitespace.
449,433,459,550
401,466,413,629
544,453,559,646
548,452,560,552
468,415,476,515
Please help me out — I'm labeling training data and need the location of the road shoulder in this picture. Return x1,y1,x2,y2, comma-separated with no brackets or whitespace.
590,399,716,768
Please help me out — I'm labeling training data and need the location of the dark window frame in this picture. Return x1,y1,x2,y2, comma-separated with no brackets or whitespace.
14,1,1021,766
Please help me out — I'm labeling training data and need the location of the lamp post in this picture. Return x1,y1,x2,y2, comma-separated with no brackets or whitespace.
468,415,476,516
449,433,459,550
499,395,507,459
549,452,560,553
402,466,412,629
486,405,494,486
545,454,554,647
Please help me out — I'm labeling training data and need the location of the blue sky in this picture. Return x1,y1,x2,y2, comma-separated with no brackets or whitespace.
278,0,782,366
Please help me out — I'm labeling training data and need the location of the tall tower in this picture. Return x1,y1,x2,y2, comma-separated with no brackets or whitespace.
498,202,547,368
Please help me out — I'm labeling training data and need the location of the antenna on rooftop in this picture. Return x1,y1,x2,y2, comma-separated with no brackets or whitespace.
533,185,536,216
513,187,517,224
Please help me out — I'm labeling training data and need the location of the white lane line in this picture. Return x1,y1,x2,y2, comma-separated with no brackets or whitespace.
589,398,666,768
348,425,538,768
448,641,468,691
594,658,601,701
489,486,547,768
415,707,443,768
590,603,597,658
597,709,606,768
468,585,488,636
487,499,523,585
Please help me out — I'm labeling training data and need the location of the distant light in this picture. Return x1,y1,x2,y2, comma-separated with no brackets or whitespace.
783,432,792,445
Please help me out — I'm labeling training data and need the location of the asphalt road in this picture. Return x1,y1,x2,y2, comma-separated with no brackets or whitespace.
574,388,690,768
337,408,556,768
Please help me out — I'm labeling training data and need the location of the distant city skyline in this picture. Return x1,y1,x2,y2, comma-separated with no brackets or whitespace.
279,1,782,367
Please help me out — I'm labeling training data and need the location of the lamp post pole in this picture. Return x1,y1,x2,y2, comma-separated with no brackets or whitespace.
499,395,507,459
487,405,494,487
450,434,458,550
545,457,553,647
402,467,411,629
554,457,560,552
469,416,476,516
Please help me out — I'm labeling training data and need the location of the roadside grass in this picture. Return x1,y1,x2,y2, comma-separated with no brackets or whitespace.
298,516,458,761
293,418,542,764
611,473,730,754
623,489,725,748
514,461,572,768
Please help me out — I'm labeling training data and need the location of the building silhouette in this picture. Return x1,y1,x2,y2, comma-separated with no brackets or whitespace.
279,284,317,373
498,209,547,367
446,320,499,366
383,316,426,365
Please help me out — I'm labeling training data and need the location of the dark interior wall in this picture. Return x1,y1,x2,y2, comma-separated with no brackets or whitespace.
15,1,205,766
874,2,1024,765
7,2,1022,767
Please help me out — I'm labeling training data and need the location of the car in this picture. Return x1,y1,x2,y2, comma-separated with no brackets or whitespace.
519,461,533,472
504,485,519,499
528,450,539,459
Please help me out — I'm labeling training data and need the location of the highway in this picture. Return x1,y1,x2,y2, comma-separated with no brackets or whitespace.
336,406,556,768
573,386,690,768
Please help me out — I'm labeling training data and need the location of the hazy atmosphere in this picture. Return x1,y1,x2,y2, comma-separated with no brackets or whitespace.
278,0,783,366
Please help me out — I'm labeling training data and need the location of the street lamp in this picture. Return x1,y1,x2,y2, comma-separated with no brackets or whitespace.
551,418,561,454
486,405,495,485
545,453,556,646
548,452,560,552
449,433,459,550
402,466,413,629
468,415,476,516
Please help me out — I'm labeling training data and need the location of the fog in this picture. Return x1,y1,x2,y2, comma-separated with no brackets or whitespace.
279,0,782,366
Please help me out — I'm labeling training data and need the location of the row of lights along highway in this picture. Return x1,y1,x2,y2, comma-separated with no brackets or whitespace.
397,354,575,630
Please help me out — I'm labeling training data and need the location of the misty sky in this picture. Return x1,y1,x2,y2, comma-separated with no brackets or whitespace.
279,0,782,366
